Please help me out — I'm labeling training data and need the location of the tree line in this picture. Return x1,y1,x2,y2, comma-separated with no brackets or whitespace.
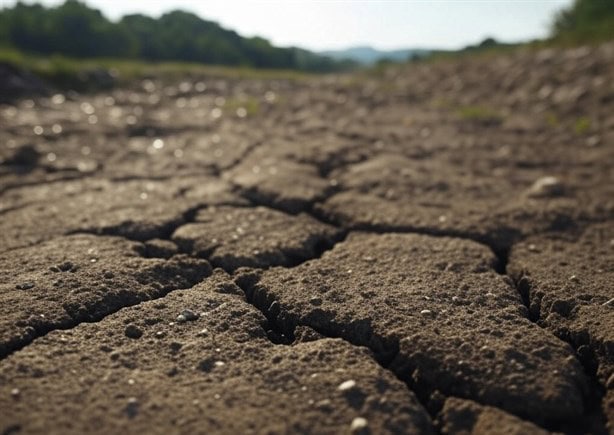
551,0,614,44
0,0,356,72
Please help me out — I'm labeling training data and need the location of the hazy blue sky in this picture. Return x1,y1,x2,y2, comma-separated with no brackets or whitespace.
1,0,573,50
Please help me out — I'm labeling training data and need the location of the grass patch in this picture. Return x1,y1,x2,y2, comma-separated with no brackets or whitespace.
456,105,503,124
574,116,591,134
223,96,261,116
0,47,313,92
545,112,560,128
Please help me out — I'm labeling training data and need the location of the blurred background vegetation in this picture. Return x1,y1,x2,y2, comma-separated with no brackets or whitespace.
0,0,612,91
0,0,356,73
551,0,614,44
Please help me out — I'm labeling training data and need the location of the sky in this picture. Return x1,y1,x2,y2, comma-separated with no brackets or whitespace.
1,0,573,51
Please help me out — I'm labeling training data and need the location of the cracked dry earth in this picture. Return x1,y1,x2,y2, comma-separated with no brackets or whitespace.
1,43,613,435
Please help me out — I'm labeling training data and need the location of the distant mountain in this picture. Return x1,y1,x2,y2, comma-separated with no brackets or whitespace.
321,46,431,65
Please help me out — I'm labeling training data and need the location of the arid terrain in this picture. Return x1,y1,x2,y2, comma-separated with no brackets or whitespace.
1,43,613,434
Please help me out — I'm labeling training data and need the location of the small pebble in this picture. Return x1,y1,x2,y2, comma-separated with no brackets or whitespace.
58,261,76,272
124,324,143,339
15,282,35,290
338,380,357,391
479,345,495,359
177,309,199,323
10,388,20,398
420,309,433,316
316,399,332,409
350,417,369,432
309,297,322,306
124,397,139,418
526,176,565,198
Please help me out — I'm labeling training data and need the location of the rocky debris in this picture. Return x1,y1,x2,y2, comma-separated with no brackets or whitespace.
244,232,588,425
508,222,614,397
438,397,551,435
0,274,434,434
172,205,343,271
0,234,211,357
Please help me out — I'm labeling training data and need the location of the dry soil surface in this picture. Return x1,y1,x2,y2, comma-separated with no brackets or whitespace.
0,43,613,434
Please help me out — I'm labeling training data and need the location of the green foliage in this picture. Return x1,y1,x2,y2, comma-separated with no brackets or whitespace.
0,46,312,90
551,0,614,43
574,116,591,134
0,1,352,72
545,112,560,128
456,105,503,124
224,96,261,116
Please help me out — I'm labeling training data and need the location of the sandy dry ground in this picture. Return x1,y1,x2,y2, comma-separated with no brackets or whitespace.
1,43,613,434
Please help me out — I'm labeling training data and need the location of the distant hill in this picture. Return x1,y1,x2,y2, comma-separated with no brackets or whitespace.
0,0,354,72
321,46,431,65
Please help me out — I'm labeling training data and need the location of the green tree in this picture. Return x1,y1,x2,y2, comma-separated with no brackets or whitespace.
552,0,614,43
0,0,350,71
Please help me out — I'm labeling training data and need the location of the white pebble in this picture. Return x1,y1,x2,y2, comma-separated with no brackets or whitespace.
351,417,368,432
338,380,356,391
526,176,564,198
